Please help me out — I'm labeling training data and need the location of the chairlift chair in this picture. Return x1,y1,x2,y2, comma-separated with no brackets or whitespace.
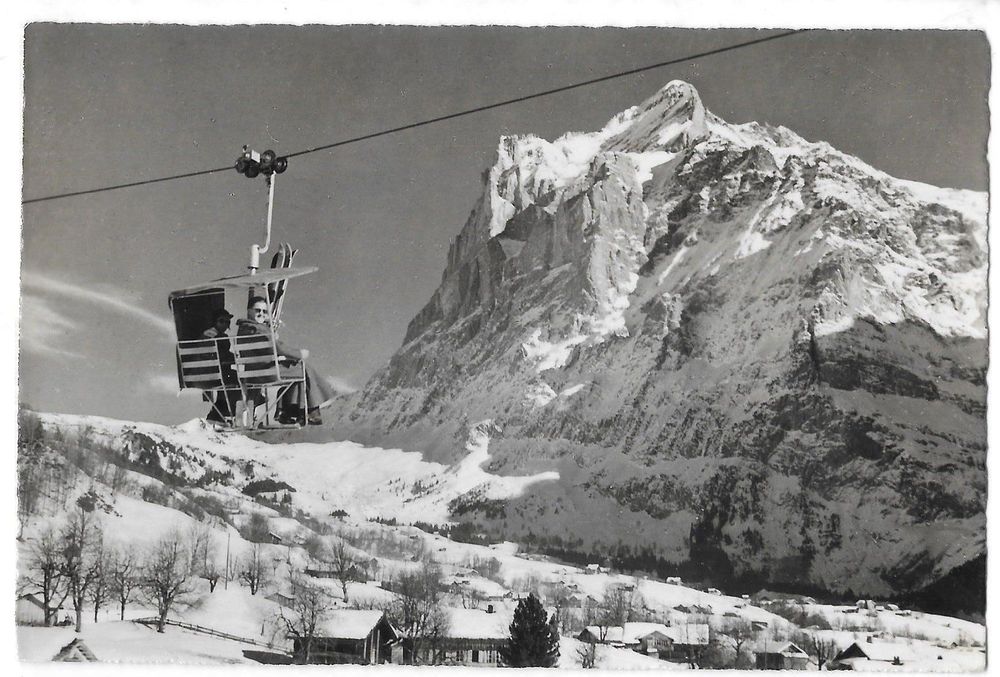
169,266,318,431
167,146,317,431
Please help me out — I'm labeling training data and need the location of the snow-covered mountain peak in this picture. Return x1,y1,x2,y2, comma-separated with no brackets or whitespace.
601,79,707,153
482,80,709,238
342,81,987,604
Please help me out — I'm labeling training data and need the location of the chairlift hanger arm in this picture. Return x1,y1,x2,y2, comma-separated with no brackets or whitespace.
236,146,288,273
169,266,318,299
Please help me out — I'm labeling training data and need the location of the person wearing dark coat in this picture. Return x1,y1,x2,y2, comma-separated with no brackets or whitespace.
236,296,335,425
202,309,238,423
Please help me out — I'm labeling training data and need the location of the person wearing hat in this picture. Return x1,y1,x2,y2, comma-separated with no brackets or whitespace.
202,308,234,339
202,309,238,422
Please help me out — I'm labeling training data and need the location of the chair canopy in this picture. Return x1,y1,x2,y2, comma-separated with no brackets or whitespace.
168,266,317,301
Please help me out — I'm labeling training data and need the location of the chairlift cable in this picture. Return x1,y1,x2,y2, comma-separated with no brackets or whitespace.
22,29,809,206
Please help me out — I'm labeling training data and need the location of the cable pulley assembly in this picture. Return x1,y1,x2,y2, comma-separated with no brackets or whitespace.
235,146,288,178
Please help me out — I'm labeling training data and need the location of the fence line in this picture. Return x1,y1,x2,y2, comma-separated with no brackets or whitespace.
132,617,286,652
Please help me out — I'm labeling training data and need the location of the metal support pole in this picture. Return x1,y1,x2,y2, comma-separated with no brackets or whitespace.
248,171,276,274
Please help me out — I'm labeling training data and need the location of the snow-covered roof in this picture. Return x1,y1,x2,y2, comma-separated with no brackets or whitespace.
53,638,98,662
580,623,681,645
845,641,928,663
749,640,809,657
582,626,624,643
622,622,671,644
316,610,389,640
664,624,710,645
17,593,45,610
444,608,512,640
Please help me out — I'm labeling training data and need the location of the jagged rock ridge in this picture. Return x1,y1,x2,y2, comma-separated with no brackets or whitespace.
327,81,987,600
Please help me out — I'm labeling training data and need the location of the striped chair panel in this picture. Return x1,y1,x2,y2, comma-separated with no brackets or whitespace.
177,339,224,390
232,334,303,387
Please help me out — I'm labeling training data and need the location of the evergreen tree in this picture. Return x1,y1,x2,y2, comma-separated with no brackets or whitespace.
500,593,560,667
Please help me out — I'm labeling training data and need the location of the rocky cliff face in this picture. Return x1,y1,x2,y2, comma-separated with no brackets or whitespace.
327,81,987,599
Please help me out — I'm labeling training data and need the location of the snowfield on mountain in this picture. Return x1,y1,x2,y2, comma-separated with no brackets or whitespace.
322,79,986,606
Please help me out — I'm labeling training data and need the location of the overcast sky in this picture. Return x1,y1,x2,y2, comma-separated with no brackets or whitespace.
19,25,989,424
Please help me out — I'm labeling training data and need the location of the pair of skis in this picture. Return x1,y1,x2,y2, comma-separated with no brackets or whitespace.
234,242,298,431
245,242,297,327
268,241,298,325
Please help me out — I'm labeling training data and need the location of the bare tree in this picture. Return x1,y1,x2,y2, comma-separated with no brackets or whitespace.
191,527,221,593
142,531,194,632
384,564,450,664
61,508,104,632
238,542,269,595
600,582,642,627
796,631,838,670
719,619,756,669
242,512,271,543
17,439,45,539
328,538,359,603
543,582,574,632
89,545,112,623
279,573,332,664
675,621,710,668
576,641,597,669
108,464,130,495
23,526,69,626
203,550,222,593
110,546,139,620
456,584,485,610
187,522,212,576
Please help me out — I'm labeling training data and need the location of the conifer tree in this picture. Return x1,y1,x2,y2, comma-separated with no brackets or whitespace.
500,593,560,667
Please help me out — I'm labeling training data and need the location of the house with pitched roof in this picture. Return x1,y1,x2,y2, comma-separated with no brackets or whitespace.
426,606,513,666
52,638,98,662
829,639,929,669
291,609,399,664
749,640,811,670
577,622,710,661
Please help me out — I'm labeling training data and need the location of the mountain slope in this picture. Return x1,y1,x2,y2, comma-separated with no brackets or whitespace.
325,81,986,600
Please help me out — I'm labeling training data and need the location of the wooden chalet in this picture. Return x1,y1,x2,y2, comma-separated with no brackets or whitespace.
750,640,811,670
577,622,710,662
16,593,59,626
404,607,512,666
829,639,929,670
292,610,399,664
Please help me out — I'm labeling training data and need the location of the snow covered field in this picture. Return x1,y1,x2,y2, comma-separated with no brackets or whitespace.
15,411,986,670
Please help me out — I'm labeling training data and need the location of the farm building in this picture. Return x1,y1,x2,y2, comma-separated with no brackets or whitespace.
829,640,927,669
576,622,710,661
663,623,711,662
291,610,399,664
583,623,673,649
749,640,811,670
16,594,59,626
403,606,512,666
577,625,625,645
304,563,365,581
264,590,295,608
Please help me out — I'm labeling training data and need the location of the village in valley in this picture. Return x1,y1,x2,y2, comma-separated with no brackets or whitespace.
15,411,986,670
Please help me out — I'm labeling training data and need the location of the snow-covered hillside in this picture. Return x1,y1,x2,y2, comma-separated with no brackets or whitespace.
33,413,556,525
16,410,984,669
324,80,986,606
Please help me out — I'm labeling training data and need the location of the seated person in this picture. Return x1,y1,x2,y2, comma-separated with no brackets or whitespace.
201,309,238,423
236,296,336,425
